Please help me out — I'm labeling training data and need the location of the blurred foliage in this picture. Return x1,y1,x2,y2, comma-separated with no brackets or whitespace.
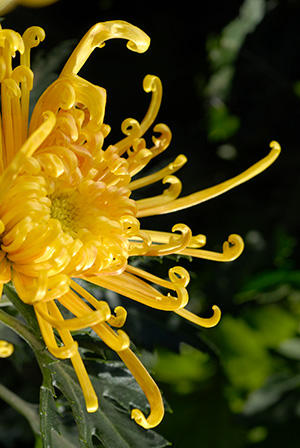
1,0,300,447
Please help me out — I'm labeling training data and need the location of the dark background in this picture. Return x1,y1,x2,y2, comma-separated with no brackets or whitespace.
2,0,300,447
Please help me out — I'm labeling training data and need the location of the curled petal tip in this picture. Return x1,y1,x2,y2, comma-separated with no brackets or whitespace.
211,305,222,327
175,304,221,328
131,408,163,429
269,140,281,152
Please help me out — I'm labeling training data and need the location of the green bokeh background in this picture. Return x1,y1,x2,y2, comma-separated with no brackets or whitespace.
1,0,300,446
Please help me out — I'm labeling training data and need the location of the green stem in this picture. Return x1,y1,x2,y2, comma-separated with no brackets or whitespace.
0,307,43,352
0,383,40,435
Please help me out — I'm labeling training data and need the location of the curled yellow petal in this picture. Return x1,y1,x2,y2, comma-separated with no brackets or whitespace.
143,229,206,248
61,20,150,76
89,264,189,311
118,348,164,429
0,110,55,203
175,305,221,328
138,142,281,217
35,306,79,359
93,323,130,352
115,118,141,156
139,75,162,137
21,26,45,68
129,154,187,191
35,303,107,331
144,223,192,256
150,123,172,159
40,299,98,412
128,230,152,256
136,175,182,215
178,234,244,262
108,306,127,328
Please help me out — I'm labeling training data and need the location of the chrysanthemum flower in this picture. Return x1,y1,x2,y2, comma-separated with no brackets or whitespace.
0,21,280,428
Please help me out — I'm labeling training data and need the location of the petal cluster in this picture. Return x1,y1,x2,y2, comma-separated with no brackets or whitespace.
0,21,280,428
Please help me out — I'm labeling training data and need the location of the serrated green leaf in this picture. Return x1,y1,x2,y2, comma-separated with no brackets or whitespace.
49,359,170,448
39,384,60,446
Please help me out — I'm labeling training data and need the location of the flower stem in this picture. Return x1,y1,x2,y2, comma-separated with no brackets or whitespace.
0,383,40,435
0,306,43,352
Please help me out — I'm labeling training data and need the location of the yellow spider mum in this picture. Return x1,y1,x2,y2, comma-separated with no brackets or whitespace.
0,21,280,429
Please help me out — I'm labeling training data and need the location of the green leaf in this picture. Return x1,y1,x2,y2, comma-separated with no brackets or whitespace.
49,359,170,448
243,373,300,416
277,338,300,361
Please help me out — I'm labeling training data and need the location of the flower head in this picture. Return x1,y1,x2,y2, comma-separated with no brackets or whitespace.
0,21,280,428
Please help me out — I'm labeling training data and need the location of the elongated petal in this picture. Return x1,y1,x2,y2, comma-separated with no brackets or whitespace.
175,305,221,328
61,21,150,76
118,348,164,429
137,142,281,217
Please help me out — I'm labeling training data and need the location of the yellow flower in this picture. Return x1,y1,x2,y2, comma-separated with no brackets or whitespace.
0,21,280,429
0,0,58,14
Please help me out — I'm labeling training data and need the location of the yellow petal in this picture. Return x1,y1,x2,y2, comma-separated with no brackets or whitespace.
61,21,150,76
137,142,281,217
118,348,164,429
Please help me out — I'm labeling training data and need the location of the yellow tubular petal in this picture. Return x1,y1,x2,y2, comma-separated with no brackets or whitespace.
46,300,98,412
149,123,172,159
71,351,99,413
1,78,21,165
0,110,56,204
21,26,46,68
20,27,44,140
70,280,111,321
127,145,152,178
0,340,14,358
29,79,75,133
92,323,130,352
0,253,11,284
12,270,48,304
0,219,5,235
143,229,206,248
12,65,34,144
60,20,150,76
137,142,281,217
178,234,244,262
35,304,107,331
108,306,127,328
0,116,4,174
128,230,152,256
139,75,162,137
175,305,221,328
0,29,24,79
129,154,187,191
114,118,141,156
117,348,164,429
35,306,79,359
59,285,129,351
143,223,192,256
88,265,189,311
136,175,182,214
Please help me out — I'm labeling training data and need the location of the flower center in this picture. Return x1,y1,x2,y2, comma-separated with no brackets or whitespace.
50,193,79,238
